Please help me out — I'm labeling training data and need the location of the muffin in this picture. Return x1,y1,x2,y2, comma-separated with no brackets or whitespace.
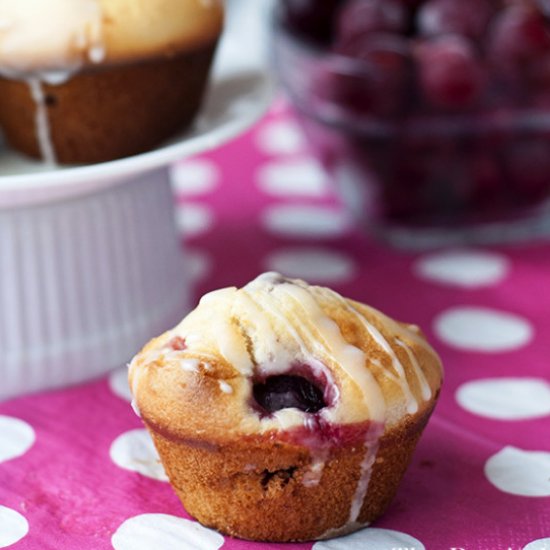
0,0,223,164
129,272,443,542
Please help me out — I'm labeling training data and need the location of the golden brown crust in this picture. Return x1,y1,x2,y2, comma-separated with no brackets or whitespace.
99,0,224,64
129,288,442,443
0,43,216,163
0,0,224,71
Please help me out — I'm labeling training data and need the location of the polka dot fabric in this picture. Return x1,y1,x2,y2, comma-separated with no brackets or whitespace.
1,97,549,550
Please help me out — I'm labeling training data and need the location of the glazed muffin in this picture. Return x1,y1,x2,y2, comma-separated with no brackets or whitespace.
129,272,443,542
0,0,223,164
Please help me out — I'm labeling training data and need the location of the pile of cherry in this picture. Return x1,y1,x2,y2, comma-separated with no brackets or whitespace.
280,0,550,224
282,0,550,114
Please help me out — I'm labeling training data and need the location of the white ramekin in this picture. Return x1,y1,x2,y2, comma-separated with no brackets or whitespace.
0,168,188,400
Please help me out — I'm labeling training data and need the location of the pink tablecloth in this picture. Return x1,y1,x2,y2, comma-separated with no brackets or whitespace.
1,98,550,550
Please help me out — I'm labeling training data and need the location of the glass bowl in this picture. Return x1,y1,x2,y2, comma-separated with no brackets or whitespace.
272,3,550,248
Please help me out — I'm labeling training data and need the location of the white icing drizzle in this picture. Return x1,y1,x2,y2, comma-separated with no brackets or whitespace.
395,338,432,401
181,358,200,373
321,288,419,414
0,0,104,72
173,271,438,427
88,45,105,64
238,283,340,398
130,398,141,418
235,274,380,422
280,281,387,423
200,288,255,376
357,321,418,414
218,380,233,394
27,78,56,165
235,288,297,372
302,452,327,488
348,428,381,524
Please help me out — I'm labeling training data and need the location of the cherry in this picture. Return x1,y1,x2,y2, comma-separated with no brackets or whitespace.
328,33,410,116
335,0,408,41
253,375,326,414
488,5,550,66
417,0,494,40
415,35,486,109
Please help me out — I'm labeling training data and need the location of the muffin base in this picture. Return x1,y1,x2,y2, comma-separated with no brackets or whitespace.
146,405,435,542
0,44,217,164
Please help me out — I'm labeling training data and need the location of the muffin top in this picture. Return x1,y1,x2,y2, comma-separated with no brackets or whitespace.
129,273,443,444
0,0,223,77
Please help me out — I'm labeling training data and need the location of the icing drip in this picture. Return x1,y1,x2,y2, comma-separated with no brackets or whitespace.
218,380,233,394
356,319,418,414
88,45,105,64
302,452,327,487
200,288,255,376
348,425,382,524
130,398,141,418
395,338,432,401
27,78,56,165
323,289,419,414
181,358,200,373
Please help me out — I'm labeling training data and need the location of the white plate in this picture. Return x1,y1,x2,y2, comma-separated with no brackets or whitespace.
0,0,275,207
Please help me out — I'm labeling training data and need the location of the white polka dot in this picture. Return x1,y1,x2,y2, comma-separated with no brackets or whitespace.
257,159,329,197
255,119,306,155
112,514,224,550
262,205,351,238
264,247,356,283
313,527,425,550
170,159,219,195
109,367,132,402
186,249,213,282
457,378,550,420
0,416,35,464
0,506,29,548
524,537,550,550
175,203,214,238
434,307,533,352
331,162,372,221
413,249,510,288
110,429,168,481
485,446,550,496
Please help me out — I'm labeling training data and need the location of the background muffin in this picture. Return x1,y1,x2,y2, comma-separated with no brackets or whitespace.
0,0,224,164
